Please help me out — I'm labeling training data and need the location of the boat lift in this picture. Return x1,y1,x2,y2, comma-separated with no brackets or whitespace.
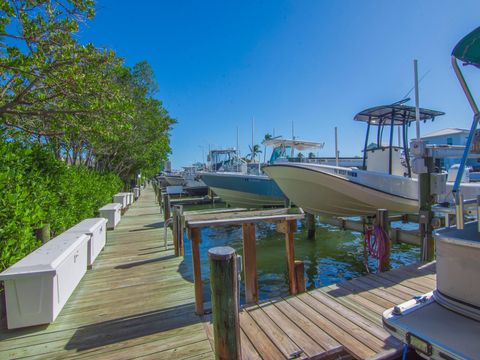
382,26,480,359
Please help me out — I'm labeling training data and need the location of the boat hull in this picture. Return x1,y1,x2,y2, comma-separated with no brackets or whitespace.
263,164,419,216
200,172,285,208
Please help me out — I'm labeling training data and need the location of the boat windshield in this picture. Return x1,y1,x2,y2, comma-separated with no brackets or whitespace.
208,150,244,171
269,146,292,164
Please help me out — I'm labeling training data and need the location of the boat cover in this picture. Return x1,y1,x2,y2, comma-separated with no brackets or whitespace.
453,26,480,68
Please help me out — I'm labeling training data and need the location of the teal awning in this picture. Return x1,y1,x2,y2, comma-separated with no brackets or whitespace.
452,26,480,67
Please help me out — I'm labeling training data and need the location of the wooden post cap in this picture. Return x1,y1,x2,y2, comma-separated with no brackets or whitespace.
208,246,236,261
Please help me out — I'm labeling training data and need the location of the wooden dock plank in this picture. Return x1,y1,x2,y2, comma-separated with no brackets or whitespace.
284,296,376,359
258,301,324,358
239,310,286,360
247,305,305,359
272,298,344,355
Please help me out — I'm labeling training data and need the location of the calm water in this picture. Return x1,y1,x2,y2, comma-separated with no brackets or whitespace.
181,204,420,304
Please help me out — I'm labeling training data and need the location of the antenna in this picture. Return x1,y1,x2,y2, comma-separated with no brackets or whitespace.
335,127,339,166
251,117,255,162
414,60,421,140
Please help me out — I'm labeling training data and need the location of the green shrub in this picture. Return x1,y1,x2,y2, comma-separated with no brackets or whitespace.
0,140,123,270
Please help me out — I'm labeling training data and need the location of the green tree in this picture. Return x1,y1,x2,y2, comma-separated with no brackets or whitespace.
263,133,272,163
247,144,262,163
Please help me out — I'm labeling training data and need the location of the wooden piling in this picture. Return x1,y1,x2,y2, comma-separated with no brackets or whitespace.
294,260,306,293
208,246,242,360
189,228,204,315
419,157,435,261
277,220,298,295
35,223,51,244
242,223,258,304
172,206,179,257
162,192,171,222
377,209,390,272
177,205,185,256
305,212,316,239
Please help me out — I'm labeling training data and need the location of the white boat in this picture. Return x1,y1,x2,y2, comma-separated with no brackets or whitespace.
164,172,185,186
264,103,450,216
182,165,208,196
200,139,324,208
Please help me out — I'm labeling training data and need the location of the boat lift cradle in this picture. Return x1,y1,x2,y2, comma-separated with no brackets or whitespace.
382,26,480,359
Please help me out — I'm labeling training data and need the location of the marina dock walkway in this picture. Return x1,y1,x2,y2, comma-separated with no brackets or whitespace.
204,263,436,360
0,186,437,359
0,186,214,359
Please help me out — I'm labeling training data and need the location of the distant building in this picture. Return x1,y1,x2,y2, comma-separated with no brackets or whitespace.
421,128,479,170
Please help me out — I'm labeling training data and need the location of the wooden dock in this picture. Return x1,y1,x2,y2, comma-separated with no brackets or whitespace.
203,262,436,359
0,185,437,359
0,186,214,359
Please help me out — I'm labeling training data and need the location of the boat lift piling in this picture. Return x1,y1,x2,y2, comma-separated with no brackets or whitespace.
305,212,316,239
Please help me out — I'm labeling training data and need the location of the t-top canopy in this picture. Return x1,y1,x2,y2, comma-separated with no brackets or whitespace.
452,26,480,68
262,137,324,150
354,104,445,126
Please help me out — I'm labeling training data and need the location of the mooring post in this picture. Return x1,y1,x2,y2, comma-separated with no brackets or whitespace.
178,205,185,256
419,157,435,261
162,192,171,222
189,227,204,315
305,212,316,239
294,260,306,293
35,223,51,244
242,223,258,304
377,209,390,272
172,206,179,257
208,246,242,360
277,220,298,295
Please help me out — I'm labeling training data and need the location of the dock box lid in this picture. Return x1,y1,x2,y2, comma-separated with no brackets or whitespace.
66,218,107,235
0,232,89,279
434,221,480,248
99,203,122,211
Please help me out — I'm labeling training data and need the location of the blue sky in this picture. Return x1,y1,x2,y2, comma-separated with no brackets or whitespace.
80,0,480,167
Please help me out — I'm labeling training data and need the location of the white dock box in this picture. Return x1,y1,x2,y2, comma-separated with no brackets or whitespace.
113,193,128,209
133,187,140,200
66,218,107,267
99,203,122,229
121,192,133,206
0,232,88,329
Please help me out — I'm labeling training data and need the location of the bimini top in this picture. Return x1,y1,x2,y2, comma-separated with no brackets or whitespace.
262,137,324,150
354,103,445,126
453,26,480,68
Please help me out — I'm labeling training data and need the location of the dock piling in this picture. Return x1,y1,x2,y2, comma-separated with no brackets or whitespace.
305,213,316,239
189,227,204,315
162,192,171,222
294,260,306,293
208,246,242,360
377,209,390,272
277,220,298,295
242,223,258,304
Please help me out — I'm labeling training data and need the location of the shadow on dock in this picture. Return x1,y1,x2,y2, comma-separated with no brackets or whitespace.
128,221,165,232
114,254,177,269
65,302,198,351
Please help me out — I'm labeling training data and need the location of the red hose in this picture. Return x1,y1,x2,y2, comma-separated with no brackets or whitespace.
364,224,389,273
